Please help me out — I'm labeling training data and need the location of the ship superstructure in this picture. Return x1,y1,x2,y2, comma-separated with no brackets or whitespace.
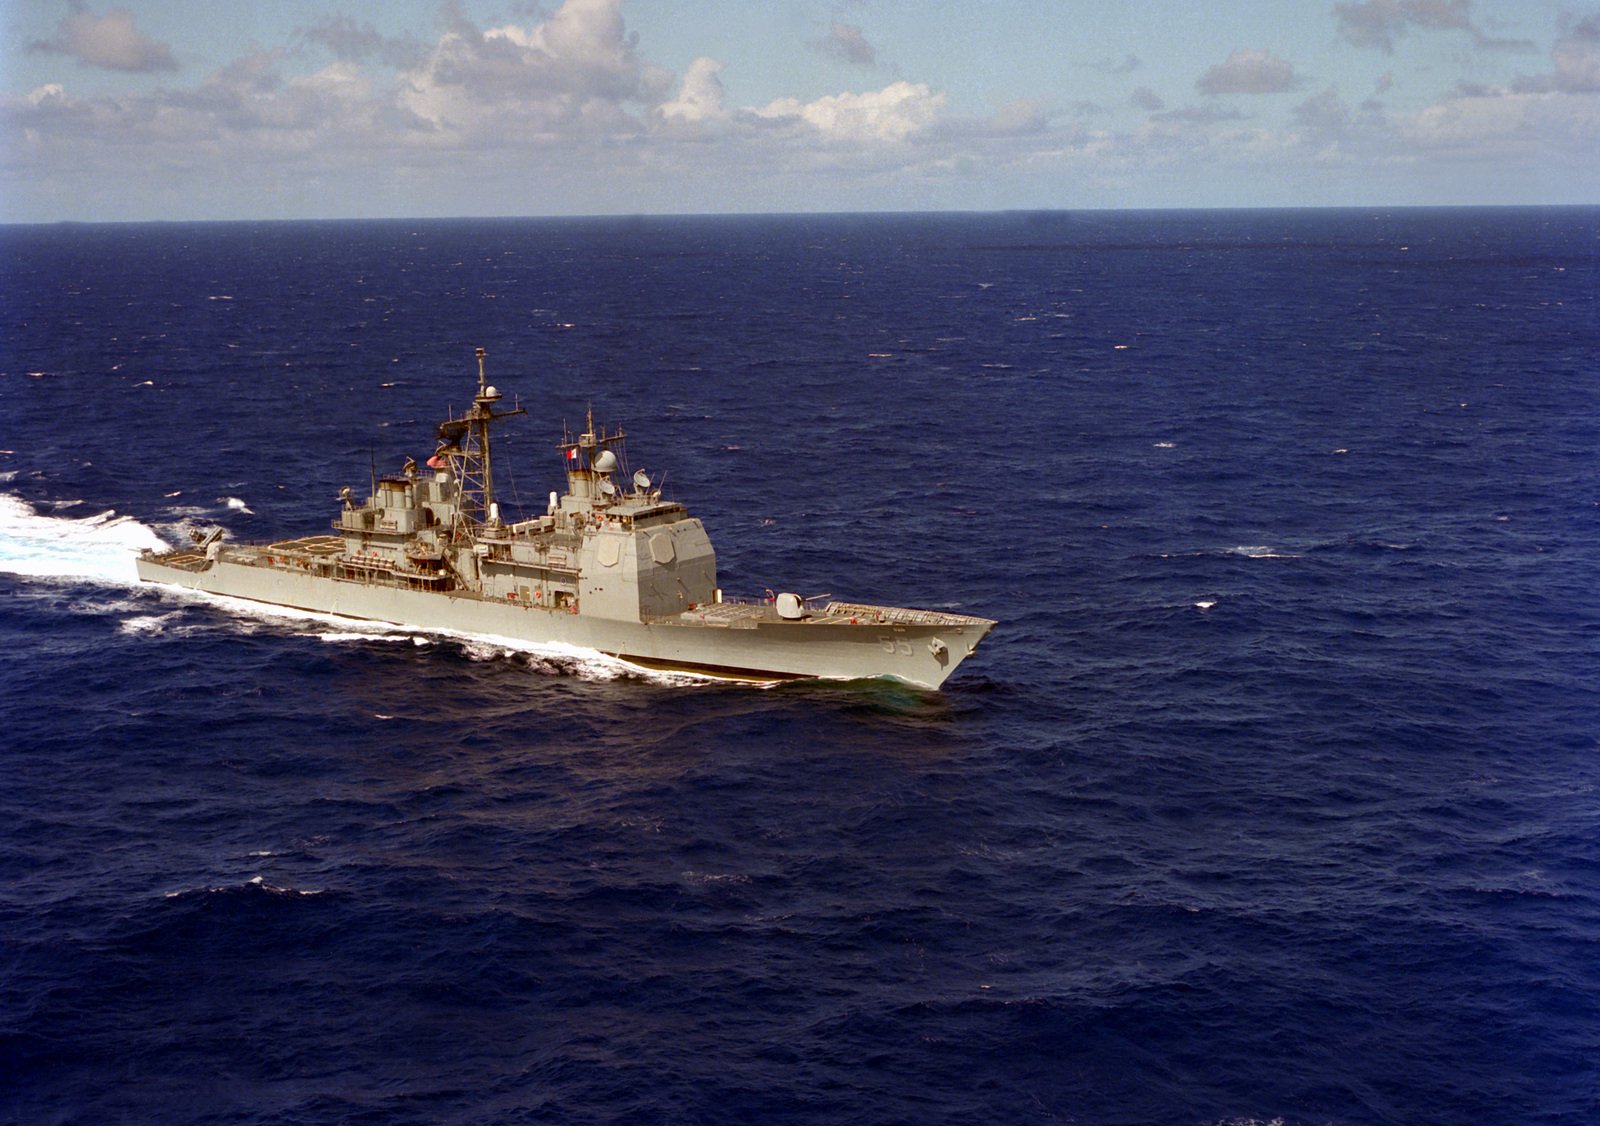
137,349,995,688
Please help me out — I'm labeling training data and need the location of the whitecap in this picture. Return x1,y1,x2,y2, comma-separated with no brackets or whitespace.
0,493,168,585
682,870,752,886
460,639,516,663
118,612,182,635
245,876,325,896
1195,600,1217,611
316,629,428,645
164,875,325,898
218,496,254,514
1228,545,1297,559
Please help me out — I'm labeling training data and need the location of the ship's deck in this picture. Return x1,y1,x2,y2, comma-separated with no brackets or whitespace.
147,534,346,572
267,535,345,556
822,601,995,627
144,551,209,572
662,600,994,630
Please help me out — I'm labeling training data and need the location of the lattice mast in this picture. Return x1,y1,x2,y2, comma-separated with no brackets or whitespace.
435,347,525,535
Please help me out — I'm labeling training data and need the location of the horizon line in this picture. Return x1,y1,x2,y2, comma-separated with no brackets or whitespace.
4,201,1597,230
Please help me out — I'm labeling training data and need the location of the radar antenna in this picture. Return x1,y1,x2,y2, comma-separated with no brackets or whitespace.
555,399,628,503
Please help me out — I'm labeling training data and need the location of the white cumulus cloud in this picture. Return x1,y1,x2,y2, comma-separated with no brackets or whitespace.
753,81,945,142
398,0,669,138
1196,49,1302,96
1334,0,1534,54
29,3,177,72
659,57,728,123
1514,14,1600,94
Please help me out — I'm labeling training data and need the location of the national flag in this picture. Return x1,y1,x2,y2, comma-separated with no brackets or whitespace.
566,448,578,462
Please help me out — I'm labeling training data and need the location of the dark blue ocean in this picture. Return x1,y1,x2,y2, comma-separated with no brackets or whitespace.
1,209,1597,1125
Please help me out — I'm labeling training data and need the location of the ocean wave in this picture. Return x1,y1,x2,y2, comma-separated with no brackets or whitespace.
1147,545,1302,561
681,870,753,886
315,628,432,645
0,492,167,585
116,612,185,636
162,875,327,900
1227,545,1299,559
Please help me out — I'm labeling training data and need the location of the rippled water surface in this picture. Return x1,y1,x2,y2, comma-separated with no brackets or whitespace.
2,209,1598,1124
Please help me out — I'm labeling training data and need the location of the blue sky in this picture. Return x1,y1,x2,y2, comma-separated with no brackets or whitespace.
2,1,1596,221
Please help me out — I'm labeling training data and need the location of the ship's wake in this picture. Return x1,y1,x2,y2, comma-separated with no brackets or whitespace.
0,494,168,585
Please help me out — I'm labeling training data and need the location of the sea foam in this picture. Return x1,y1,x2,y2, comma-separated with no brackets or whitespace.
0,493,168,585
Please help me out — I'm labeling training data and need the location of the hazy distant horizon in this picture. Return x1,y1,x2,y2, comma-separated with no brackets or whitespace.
7,200,1599,231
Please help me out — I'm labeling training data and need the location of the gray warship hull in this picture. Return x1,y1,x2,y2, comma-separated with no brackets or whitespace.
136,349,995,690
135,550,990,688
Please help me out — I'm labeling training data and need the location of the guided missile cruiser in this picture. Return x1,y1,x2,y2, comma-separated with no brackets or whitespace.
138,349,996,688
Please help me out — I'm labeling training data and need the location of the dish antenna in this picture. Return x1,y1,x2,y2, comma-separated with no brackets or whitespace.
599,478,617,498
633,469,651,491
